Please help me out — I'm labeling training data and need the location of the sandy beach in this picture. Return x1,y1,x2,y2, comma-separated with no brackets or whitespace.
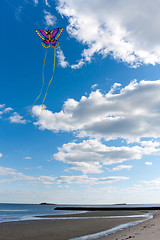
100,210,160,240
0,210,153,240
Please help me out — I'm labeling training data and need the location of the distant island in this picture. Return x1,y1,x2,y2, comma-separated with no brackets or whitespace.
39,203,56,205
113,203,126,205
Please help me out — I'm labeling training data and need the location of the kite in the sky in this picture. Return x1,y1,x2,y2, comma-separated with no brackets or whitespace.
30,28,64,114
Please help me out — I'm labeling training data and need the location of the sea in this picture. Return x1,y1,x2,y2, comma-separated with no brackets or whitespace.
0,203,159,223
0,203,159,239
0,203,82,223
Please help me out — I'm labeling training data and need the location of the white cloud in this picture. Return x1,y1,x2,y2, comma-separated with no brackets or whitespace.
9,112,26,124
24,156,31,160
32,80,160,173
3,107,13,113
1,184,160,204
0,104,5,109
40,174,129,185
141,178,160,190
91,84,98,89
33,0,38,5
108,83,121,95
56,0,160,67
0,153,2,158
0,165,129,186
33,80,160,141
57,48,69,68
71,59,85,69
0,166,36,183
66,161,103,174
110,165,133,171
43,10,57,26
145,162,152,166
54,139,160,173
0,105,13,118
0,187,123,204
45,0,50,7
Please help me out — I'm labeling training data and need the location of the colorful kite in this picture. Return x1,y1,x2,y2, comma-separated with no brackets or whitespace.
30,28,64,114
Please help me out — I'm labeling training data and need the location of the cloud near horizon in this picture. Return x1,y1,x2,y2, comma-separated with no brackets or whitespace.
39,174,129,185
0,166,128,185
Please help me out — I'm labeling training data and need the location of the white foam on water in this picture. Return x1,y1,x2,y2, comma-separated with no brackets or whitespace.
0,210,28,212
36,213,150,220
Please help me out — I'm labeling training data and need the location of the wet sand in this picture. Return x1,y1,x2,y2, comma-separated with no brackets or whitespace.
0,211,152,240
99,210,160,240
36,210,148,218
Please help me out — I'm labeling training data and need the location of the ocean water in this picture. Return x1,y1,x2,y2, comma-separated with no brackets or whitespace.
0,203,159,224
0,203,83,223
0,203,158,240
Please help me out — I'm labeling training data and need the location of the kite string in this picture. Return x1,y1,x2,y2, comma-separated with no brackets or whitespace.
30,49,47,114
41,47,56,113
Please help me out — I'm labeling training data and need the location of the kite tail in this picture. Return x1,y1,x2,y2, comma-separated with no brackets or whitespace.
30,49,47,114
41,47,56,113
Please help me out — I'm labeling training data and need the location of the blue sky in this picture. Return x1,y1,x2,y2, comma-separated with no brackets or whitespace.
1,0,160,204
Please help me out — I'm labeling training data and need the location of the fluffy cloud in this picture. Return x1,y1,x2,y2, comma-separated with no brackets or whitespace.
54,139,143,173
0,104,5,109
0,153,2,158
0,105,26,124
43,10,57,26
145,162,152,166
57,48,69,68
0,104,13,115
65,161,103,174
33,80,160,141
32,79,160,173
56,0,160,67
53,139,160,173
9,112,26,124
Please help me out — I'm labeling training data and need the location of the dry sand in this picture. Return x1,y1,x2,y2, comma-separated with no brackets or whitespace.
0,210,157,240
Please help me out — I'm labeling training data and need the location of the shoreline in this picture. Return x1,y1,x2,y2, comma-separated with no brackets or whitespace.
99,210,160,240
35,209,150,219
0,210,153,240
